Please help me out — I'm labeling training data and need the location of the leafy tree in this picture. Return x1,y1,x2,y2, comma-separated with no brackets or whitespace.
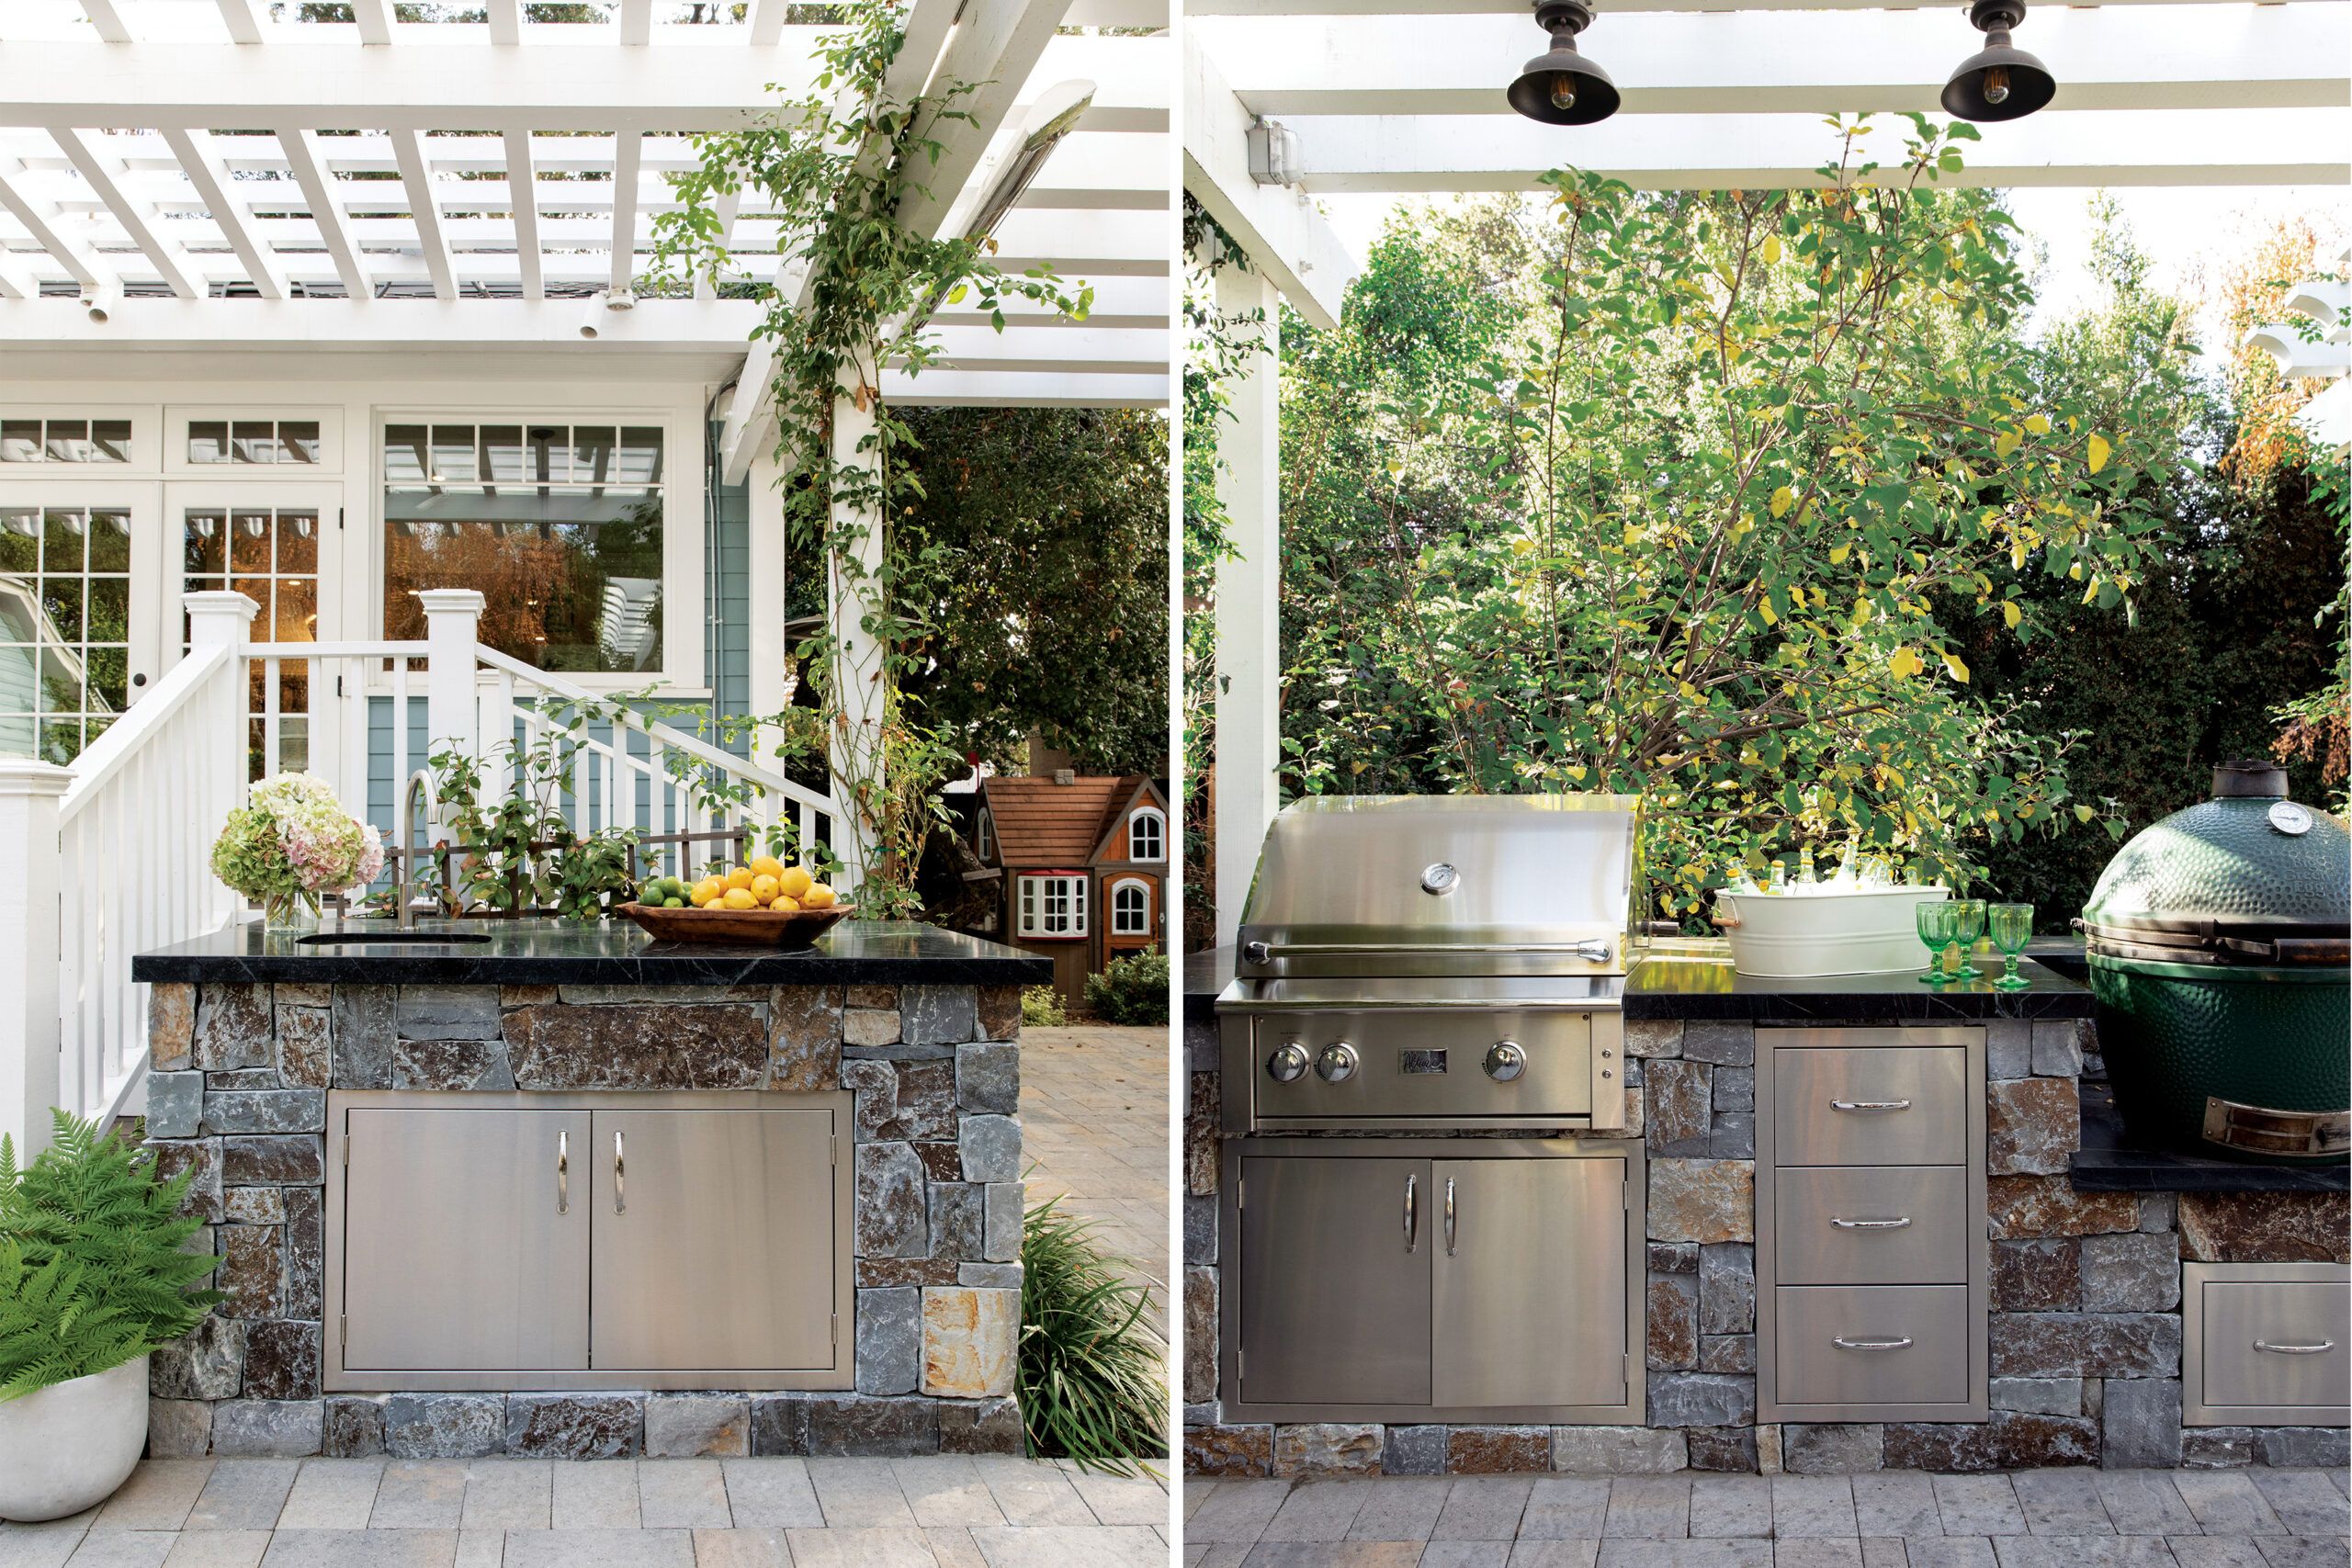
1272,119,2190,923
895,407,1169,775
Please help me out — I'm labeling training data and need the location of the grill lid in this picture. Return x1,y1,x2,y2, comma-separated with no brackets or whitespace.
1236,794,1640,977
2079,761,2350,964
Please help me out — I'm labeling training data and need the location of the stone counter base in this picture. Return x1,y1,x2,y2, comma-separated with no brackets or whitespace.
1182,1015,2350,1476
143,978,1027,1460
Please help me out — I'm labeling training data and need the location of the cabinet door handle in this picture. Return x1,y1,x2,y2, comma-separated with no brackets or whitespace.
1404,1173,1418,1253
557,1130,570,1215
1443,1177,1457,1257
1832,1336,1914,1351
2254,1339,2335,1355
613,1130,626,1214
1830,1215,1911,1230
1830,1100,1911,1112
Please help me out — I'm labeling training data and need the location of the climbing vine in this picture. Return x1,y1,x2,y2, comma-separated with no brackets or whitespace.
649,0,1092,916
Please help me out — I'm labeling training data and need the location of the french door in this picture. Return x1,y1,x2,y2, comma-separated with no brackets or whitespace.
0,481,166,765
165,482,345,781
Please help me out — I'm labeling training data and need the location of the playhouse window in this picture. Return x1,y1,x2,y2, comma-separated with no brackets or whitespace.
1111,878,1151,937
1017,874,1088,939
1127,807,1166,862
978,809,996,863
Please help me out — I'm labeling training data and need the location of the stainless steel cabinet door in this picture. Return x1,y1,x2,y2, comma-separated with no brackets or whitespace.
1238,1156,1433,1406
1431,1157,1627,1409
342,1107,590,1372
590,1108,838,1372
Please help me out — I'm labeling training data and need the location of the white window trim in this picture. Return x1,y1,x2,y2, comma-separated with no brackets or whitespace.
164,405,342,476
978,807,996,863
1127,805,1167,863
1016,872,1089,940
1109,874,1152,937
0,405,160,471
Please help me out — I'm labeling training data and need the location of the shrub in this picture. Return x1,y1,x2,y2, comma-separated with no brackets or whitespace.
1083,949,1170,1026
1018,1197,1166,1473
0,1112,222,1402
1020,985,1068,1028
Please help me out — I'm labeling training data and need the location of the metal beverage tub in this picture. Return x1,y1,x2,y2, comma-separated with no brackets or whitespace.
1714,885,1949,977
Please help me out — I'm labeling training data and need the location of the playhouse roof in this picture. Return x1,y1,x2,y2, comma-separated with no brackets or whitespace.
981,773,1148,866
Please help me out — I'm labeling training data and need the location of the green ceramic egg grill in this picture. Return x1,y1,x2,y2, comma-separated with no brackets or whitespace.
2078,761,2350,1164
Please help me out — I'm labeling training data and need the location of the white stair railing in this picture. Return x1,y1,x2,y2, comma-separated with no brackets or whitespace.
0,591,254,1154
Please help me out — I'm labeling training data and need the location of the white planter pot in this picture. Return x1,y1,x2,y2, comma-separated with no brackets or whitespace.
1715,886,1949,977
0,1355,150,1522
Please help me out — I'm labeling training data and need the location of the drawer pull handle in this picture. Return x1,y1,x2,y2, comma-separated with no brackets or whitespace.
1832,1336,1914,1351
1830,1216,1912,1230
1830,1099,1912,1112
2254,1339,2335,1355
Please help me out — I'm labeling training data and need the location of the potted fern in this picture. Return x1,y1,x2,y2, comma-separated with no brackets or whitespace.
0,1112,220,1520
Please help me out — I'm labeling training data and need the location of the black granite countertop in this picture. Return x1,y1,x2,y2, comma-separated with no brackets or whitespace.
1184,938,2093,1023
132,917,1053,987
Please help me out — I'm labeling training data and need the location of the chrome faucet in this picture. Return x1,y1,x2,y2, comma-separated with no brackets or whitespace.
397,767,439,931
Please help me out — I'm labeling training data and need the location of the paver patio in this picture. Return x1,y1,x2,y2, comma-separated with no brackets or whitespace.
0,1455,1167,1567
1180,1469,2350,1568
1018,1024,1172,1338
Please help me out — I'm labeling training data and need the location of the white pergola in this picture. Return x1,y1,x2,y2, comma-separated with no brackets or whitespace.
0,0,1171,443
1185,0,2351,942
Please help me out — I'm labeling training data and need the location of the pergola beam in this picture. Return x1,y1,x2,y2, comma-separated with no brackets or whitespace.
351,0,394,47
609,129,642,295
1278,106,2352,190
277,127,368,297
1201,5,2350,117
390,129,456,301
47,126,199,298
893,0,1080,239
75,0,129,43
503,128,541,300
486,0,520,46
0,157,105,292
158,127,288,300
213,0,264,44
1181,31,1355,329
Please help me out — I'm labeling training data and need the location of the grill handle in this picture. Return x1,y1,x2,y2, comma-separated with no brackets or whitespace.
1830,1216,1912,1230
1443,1177,1457,1257
1404,1173,1418,1253
1242,939,1614,964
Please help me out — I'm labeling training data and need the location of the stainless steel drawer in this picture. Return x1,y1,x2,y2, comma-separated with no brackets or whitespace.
1773,1285,1971,1408
1773,1166,1969,1285
2185,1262,2351,1427
1770,1046,1967,1166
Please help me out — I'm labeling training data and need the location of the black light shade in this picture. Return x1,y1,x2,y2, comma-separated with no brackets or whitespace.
1507,0,1621,125
1940,31,2056,119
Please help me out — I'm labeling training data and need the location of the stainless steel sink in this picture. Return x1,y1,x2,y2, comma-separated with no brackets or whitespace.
296,931,492,945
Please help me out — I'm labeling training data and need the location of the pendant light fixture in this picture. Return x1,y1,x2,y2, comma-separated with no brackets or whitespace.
1941,0,2056,122
1507,0,1621,126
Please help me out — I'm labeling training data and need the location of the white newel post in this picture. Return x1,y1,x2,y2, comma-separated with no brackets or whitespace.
416,589,486,764
0,761,72,1155
828,368,886,891
183,591,261,933
1213,265,1283,947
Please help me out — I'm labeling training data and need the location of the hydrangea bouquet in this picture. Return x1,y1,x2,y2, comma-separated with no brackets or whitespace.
209,773,386,931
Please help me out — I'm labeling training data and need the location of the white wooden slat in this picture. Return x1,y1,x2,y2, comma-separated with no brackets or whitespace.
159,126,288,300
503,128,542,301
620,0,652,45
390,128,457,300
608,129,641,294
749,0,790,45
487,0,520,44
352,0,395,46
77,0,130,43
277,127,369,298
214,0,264,44
694,186,741,302
0,152,109,291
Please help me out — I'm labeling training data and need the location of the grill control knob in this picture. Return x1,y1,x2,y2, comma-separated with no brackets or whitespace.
1485,1041,1527,1081
1317,1043,1360,1083
1267,1043,1309,1084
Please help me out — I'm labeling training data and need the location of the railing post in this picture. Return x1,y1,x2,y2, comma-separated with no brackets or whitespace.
416,589,486,763
0,761,72,1156
184,591,261,931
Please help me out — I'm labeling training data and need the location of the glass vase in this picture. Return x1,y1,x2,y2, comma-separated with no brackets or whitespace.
260,890,321,935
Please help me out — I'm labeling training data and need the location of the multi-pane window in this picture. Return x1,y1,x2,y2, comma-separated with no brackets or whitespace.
1111,877,1151,937
188,420,321,466
978,810,996,863
1128,807,1165,862
1017,874,1089,939
382,422,664,673
183,505,320,776
0,418,132,464
0,505,132,763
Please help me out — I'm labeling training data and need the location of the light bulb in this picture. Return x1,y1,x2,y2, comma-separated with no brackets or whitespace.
1549,73,1578,110
1983,66,2010,104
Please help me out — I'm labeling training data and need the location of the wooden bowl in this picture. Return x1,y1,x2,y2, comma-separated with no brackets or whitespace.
616,901,854,949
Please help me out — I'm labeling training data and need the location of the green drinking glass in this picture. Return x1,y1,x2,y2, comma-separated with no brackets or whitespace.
1988,902,2034,991
1915,899,1956,984
1948,898,1986,981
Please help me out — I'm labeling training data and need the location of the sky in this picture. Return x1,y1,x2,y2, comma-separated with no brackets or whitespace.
1316,186,2349,369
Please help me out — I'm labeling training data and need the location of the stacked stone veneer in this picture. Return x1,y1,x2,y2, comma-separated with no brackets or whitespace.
139,977,1027,1461
1182,1016,2351,1478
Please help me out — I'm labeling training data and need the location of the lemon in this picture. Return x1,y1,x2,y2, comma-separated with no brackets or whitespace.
751,874,781,903
777,865,814,899
721,886,759,910
800,883,837,909
751,854,786,880
692,877,724,907
725,866,755,891
769,894,801,913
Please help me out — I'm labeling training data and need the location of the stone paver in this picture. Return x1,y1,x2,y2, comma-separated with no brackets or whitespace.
1174,1468,2352,1568
1020,1025,1170,1337
11,1455,1162,1567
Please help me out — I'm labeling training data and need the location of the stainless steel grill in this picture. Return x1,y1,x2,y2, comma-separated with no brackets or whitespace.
1219,794,1639,1132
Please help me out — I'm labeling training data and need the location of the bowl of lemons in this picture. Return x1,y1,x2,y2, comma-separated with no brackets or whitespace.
619,856,850,946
